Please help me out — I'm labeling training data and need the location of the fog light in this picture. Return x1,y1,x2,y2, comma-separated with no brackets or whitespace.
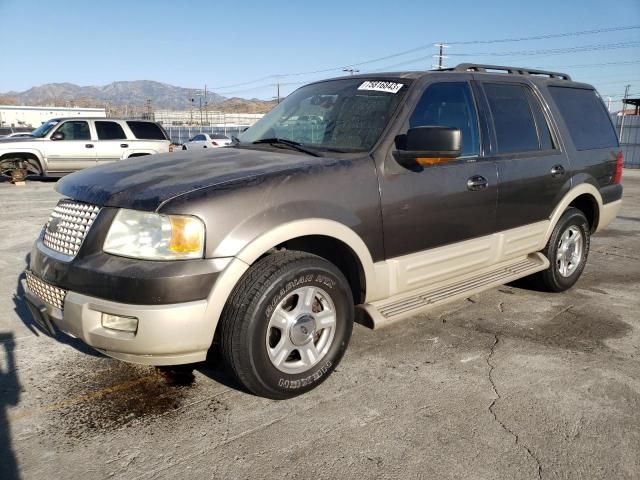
101,313,138,333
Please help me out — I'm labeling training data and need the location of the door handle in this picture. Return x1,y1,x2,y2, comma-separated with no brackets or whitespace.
467,175,488,191
85,144,94,149
120,143,128,148
550,165,566,177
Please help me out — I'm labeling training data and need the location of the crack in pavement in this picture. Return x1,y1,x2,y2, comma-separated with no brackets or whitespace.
486,333,543,480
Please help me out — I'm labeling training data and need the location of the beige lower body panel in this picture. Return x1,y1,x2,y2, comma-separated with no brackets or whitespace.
360,253,549,329
596,200,622,233
22,279,211,366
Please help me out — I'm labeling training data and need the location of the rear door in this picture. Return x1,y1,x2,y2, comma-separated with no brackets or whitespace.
476,80,570,230
44,120,96,172
94,120,129,165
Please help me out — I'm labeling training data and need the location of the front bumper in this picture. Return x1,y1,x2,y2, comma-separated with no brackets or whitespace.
22,275,212,365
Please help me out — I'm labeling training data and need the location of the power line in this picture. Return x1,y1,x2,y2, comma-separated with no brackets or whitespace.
447,25,640,45
540,59,640,69
209,25,640,91
448,40,640,58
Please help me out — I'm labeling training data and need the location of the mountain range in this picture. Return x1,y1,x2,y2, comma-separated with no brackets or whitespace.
0,80,277,113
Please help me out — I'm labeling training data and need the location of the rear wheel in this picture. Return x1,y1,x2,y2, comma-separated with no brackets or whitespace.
219,251,354,399
532,207,590,292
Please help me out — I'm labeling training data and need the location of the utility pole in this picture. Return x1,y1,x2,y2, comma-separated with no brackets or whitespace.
204,84,208,125
607,96,612,112
432,43,449,70
189,90,194,125
343,68,359,75
276,82,280,104
619,84,631,143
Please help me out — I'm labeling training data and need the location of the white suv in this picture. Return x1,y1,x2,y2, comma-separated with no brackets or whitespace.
0,118,172,181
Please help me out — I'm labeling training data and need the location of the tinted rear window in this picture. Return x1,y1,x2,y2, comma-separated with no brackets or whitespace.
484,83,539,153
548,87,618,150
96,121,126,140
126,121,167,140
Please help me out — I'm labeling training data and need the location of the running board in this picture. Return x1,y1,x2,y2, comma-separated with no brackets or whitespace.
359,253,549,329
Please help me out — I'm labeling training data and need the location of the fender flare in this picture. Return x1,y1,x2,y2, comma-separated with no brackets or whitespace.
0,149,45,174
542,183,603,246
201,219,377,343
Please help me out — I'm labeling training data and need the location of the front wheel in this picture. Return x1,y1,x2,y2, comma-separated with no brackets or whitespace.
0,157,42,182
219,251,354,399
532,207,590,292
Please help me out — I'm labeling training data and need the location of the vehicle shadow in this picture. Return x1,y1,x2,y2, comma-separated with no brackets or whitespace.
0,332,21,480
193,348,249,394
0,176,57,184
14,254,102,358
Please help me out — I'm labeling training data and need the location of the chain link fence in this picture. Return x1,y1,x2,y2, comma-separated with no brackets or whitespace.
614,115,640,168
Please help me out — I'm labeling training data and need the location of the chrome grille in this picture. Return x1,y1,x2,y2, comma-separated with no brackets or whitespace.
43,199,100,257
25,271,67,310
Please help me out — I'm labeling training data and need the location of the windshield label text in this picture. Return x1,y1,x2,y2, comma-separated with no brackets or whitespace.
357,81,404,94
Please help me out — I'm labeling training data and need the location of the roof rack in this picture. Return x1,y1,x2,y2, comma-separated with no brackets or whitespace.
452,63,571,81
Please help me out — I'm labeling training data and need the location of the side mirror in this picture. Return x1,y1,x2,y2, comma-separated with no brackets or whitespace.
51,131,65,141
393,126,461,168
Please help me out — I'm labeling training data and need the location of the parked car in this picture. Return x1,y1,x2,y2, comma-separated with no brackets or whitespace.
182,133,232,150
2,132,34,139
0,126,34,138
0,118,172,181
23,64,623,399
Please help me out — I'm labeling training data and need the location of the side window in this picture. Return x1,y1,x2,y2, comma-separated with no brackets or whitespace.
548,87,618,150
483,83,539,153
526,91,554,150
194,134,205,141
409,82,480,157
126,121,167,140
95,121,126,140
54,121,90,141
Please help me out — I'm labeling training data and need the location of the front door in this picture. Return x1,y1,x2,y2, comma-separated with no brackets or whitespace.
45,120,96,172
380,79,497,260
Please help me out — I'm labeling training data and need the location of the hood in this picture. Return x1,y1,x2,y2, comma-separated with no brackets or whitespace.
56,147,341,211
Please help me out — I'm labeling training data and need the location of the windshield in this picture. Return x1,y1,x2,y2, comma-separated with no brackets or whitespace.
31,119,60,138
238,78,411,152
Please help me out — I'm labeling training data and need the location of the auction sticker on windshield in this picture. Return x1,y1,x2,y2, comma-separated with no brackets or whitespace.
357,81,404,94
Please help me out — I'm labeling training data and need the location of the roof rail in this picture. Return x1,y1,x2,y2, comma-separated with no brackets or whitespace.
452,63,571,81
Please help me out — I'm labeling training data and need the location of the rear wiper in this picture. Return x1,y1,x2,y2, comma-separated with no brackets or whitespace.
252,138,322,157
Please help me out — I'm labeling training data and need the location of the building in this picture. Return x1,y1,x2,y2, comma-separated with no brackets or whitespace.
0,105,106,129
152,109,263,127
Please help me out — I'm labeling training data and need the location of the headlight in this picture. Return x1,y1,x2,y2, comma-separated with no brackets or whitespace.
103,209,205,260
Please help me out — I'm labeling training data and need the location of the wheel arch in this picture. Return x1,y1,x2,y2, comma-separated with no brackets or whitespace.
235,219,375,304
0,151,44,175
201,219,376,348
544,183,603,245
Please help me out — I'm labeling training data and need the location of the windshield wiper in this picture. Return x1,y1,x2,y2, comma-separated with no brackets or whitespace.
251,138,322,157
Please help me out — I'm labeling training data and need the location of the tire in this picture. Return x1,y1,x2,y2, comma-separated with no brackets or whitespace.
219,251,354,399
182,145,188,150
531,207,590,292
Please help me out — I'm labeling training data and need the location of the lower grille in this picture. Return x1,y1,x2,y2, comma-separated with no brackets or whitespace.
25,271,67,310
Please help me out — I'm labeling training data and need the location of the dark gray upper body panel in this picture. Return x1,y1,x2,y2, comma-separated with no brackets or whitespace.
55,147,356,211
56,146,385,261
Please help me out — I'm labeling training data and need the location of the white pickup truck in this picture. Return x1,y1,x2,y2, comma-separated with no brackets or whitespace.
0,118,172,182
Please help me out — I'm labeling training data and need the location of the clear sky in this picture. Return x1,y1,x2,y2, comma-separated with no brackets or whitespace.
0,0,639,110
